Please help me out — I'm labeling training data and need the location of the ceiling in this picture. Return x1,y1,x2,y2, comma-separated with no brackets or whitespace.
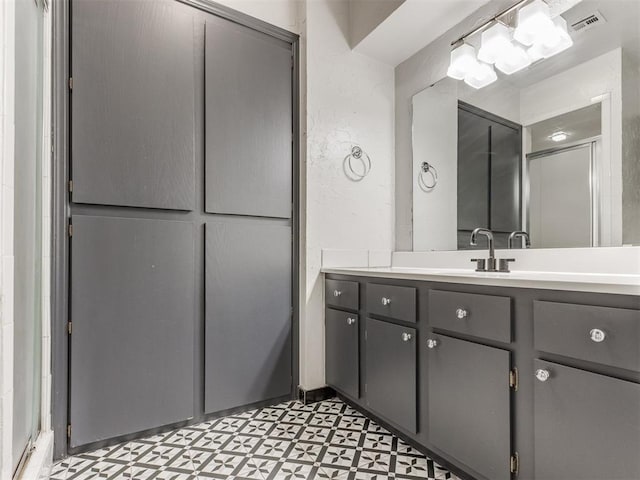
351,0,491,67
530,103,602,151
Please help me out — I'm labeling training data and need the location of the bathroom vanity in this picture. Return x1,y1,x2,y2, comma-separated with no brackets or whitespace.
323,269,640,480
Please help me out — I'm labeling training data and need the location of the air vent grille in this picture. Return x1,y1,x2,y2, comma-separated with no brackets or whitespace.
570,11,606,33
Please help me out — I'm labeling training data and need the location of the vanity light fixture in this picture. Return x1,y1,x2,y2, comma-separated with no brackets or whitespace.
447,0,575,89
549,131,569,142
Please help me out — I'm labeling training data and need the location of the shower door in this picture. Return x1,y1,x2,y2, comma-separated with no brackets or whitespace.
527,143,597,248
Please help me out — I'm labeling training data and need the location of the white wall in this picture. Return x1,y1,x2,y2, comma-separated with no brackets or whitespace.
213,0,301,33
302,0,395,389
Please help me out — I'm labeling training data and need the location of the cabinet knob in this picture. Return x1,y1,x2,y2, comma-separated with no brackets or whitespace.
456,308,468,319
401,332,412,342
426,338,438,349
346,317,356,325
381,297,392,306
535,369,550,382
333,290,342,297
589,328,606,343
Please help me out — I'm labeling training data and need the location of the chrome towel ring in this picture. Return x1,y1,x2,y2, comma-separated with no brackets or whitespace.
344,146,372,182
418,161,438,191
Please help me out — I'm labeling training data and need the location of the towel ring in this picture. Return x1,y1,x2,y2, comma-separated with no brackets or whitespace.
418,162,438,191
344,146,372,181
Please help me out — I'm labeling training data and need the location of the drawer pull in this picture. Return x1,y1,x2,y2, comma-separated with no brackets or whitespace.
535,369,550,382
346,317,356,325
401,332,413,342
381,297,392,306
455,308,468,319
426,338,438,349
589,328,606,343
333,290,342,297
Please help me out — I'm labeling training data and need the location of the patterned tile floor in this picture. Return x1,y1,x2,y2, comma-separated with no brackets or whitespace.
50,397,460,480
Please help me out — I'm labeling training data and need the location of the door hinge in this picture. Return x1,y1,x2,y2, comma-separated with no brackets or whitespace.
509,367,518,391
510,452,519,475
67,425,72,438
68,321,72,334
68,77,73,90
68,180,73,193
68,223,73,237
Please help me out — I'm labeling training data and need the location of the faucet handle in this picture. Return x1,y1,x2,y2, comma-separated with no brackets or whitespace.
470,258,486,272
498,258,516,273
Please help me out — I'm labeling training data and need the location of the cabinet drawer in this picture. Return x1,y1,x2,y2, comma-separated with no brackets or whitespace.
534,301,640,373
325,279,359,311
366,283,416,323
365,318,417,433
429,290,511,343
533,359,640,480
325,309,359,399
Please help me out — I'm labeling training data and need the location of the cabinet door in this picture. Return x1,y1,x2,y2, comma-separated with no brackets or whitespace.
490,122,521,232
325,309,359,399
204,221,292,414
458,108,490,231
205,16,292,218
71,0,196,210
427,334,511,480
70,216,196,447
366,318,417,432
534,360,640,480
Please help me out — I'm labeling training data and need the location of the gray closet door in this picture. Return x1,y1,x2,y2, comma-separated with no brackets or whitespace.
70,216,196,447
204,16,292,218
427,335,511,480
71,0,196,210
205,221,292,413
490,122,521,232
458,108,490,231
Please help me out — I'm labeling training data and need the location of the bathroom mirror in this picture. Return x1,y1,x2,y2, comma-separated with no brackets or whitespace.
411,0,640,251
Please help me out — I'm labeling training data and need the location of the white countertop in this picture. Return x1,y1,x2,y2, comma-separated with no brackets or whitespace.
321,266,640,295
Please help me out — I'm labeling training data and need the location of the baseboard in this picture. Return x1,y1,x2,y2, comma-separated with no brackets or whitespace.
297,386,335,405
18,430,54,480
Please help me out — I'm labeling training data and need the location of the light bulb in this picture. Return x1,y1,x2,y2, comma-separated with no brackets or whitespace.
447,43,479,80
495,44,532,75
550,131,568,142
478,23,513,64
464,62,497,89
513,0,555,47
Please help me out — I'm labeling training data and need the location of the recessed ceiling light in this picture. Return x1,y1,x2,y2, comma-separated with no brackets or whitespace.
550,131,569,142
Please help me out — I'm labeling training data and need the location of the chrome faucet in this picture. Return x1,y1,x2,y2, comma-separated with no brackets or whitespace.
470,228,496,271
508,231,531,249
470,228,515,273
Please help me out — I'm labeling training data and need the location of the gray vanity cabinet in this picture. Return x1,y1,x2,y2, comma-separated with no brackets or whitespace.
365,318,417,433
325,309,359,399
427,334,511,480
533,360,640,480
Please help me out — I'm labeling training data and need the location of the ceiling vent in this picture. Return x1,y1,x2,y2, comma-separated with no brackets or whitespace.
570,11,606,33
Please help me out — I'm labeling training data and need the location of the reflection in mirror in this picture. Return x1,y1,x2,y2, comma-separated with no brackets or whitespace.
412,0,640,251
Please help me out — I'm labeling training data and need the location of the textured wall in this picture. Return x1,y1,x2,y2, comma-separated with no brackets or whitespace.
622,49,640,245
302,0,395,389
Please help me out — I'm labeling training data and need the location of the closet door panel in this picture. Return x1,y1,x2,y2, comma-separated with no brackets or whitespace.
490,122,521,232
71,0,196,210
205,17,292,218
204,221,292,413
69,216,195,447
458,108,490,231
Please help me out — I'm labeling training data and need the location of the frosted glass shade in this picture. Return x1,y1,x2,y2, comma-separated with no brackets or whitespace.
447,43,478,80
513,0,555,46
495,44,532,74
528,16,574,60
464,62,497,89
478,23,513,64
